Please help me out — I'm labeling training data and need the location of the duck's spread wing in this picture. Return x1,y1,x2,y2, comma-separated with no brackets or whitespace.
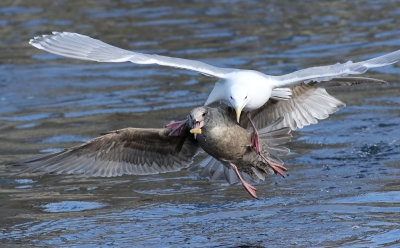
272,49,400,87
17,127,199,177
244,83,345,131
29,32,239,78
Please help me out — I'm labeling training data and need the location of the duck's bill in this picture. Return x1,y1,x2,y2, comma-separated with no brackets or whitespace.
190,128,202,134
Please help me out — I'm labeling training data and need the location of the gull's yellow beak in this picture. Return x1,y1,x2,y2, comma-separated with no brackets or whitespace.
235,105,244,123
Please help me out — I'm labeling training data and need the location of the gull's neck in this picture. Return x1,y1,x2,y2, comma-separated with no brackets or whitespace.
205,70,277,109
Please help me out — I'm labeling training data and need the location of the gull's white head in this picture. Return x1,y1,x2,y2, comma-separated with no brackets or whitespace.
205,70,273,123
225,70,270,122
228,83,249,123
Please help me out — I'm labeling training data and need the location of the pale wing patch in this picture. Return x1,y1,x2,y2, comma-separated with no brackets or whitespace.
248,84,345,131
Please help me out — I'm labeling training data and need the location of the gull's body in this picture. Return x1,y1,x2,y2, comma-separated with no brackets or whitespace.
29,32,399,130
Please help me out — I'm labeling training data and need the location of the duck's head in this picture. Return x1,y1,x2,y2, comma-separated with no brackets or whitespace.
189,106,208,139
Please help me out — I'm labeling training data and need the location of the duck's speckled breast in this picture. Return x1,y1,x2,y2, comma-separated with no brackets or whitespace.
197,124,252,162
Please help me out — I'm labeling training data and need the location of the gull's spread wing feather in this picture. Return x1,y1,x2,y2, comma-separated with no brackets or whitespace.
244,84,345,131
273,50,400,86
29,32,239,78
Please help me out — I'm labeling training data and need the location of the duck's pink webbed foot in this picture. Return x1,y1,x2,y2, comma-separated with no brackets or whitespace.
230,162,258,199
166,120,187,136
259,153,287,177
246,113,260,154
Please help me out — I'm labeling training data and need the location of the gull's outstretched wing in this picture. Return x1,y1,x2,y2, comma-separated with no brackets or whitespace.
272,50,400,87
17,127,198,177
244,83,345,131
245,76,388,131
29,32,239,78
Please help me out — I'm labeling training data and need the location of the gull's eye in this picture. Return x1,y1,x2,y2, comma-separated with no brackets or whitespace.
245,96,248,99
202,112,206,117
230,96,233,100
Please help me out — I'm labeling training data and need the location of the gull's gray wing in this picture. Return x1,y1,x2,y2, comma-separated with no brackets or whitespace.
243,83,345,131
272,50,400,87
244,76,387,131
29,32,239,78
17,127,199,177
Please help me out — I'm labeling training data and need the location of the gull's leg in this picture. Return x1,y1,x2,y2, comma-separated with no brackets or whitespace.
166,120,187,136
245,113,287,177
229,162,258,199
246,113,260,154
259,153,287,177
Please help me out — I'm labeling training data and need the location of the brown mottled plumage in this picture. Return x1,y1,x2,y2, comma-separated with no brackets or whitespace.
17,128,198,177
16,81,361,198
192,107,289,177
16,105,291,198
190,106,290,198
19,81,373,198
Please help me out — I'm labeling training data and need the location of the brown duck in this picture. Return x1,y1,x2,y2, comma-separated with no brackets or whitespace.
17,105,291,199
17,82,356,198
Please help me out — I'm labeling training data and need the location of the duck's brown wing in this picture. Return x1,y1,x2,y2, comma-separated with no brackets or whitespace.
17,127,199,177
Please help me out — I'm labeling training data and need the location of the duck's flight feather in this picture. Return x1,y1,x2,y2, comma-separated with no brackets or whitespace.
16,127,198,177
